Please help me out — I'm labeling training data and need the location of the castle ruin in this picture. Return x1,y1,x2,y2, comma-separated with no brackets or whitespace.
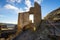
17,2,41,32
14,2,60,40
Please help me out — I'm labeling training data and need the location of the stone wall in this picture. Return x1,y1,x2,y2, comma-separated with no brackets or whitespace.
17,2,42,31
33,2,41,27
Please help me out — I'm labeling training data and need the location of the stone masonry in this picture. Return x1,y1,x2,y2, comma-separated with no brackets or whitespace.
17,2,41,32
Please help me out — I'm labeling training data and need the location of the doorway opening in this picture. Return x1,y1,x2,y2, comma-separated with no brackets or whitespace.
29,14,34,23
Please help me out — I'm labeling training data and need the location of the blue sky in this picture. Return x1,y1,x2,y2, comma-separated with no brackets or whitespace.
0,0,60,24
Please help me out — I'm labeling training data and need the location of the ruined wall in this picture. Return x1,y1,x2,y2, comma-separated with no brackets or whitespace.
18,12,29,29
34,2,41,27
29,2,42,27
17,13,24,31
23,12,30,26
17,2,41,31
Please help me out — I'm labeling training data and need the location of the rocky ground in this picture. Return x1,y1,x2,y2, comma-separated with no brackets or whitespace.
12,20,51,40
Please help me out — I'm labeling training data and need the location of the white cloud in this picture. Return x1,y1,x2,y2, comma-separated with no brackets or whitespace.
25,0,32,12
25,0,32,8
4,4,19,10
19,8,25,13
4,4,27,13
5,0,43,13
4,3,32,13
34,0,43,4
7,0,22,3
6,0,43,13
24,7,29,12
6,0,33,13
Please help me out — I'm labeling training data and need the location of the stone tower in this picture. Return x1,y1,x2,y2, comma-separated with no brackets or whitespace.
34,2,41,27
17,2,41,32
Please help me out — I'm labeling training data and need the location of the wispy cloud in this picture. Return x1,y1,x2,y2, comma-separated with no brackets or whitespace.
4,4,26,13
7,0,22,3
4,4,19,10
34,0,43,4
25,0,32,8
24,0,32,12
4,0,33,13
5,0,43,13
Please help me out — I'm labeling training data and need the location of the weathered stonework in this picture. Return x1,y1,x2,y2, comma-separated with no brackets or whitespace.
17,2,41,31
13,2,60,40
